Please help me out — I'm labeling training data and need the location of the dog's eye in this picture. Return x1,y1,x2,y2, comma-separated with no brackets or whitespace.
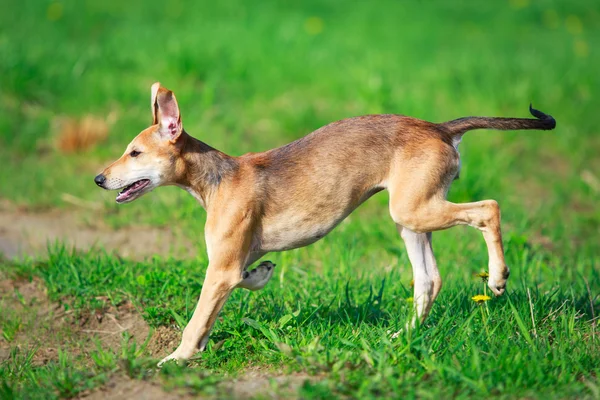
130,150,141,158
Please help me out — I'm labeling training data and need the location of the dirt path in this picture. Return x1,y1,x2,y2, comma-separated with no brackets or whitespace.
0,203,196,260
84,377,190,400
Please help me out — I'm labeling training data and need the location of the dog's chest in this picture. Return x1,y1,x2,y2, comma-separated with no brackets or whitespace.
257,210,346,252
255,182,384,252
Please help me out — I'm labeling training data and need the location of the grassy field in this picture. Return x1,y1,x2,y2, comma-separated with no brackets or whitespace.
1,0,599,398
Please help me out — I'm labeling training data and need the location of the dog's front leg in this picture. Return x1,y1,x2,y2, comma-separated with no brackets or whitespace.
158,261,244,365
158,219,253,365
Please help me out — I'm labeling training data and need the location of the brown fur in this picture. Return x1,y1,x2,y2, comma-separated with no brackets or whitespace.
94,83,555,365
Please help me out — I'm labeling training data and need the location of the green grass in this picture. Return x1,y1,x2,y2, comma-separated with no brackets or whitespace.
0,0,599,398
1,246,598,398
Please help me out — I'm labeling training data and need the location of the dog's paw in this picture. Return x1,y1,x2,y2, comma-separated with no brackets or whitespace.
157,344,197,367
158,352,182,367
488,266,510,296
238,261,276,291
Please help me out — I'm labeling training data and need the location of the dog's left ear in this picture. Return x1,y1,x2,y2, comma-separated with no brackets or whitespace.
151,82,182,142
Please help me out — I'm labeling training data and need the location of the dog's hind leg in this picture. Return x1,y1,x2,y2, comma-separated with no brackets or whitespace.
398,227,441,326
391,198,509,297
388,144,509,298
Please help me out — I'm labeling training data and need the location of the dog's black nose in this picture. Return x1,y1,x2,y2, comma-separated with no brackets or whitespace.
94,174,106,187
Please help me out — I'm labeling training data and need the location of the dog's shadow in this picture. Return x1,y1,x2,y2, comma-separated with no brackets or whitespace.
217,279,413,339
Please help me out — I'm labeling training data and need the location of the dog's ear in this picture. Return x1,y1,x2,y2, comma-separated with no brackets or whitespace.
150,82,182,142
151,82,160,125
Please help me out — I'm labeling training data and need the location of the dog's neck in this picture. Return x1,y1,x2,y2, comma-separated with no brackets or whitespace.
176,131,238,209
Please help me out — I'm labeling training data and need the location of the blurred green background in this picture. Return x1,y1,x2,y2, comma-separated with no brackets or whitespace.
1,0,598,258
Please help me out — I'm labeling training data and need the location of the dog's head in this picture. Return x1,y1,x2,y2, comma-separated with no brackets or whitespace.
94,83,186,203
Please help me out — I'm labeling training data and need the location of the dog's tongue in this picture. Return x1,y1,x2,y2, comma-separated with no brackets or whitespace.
116,190,131,202
116,180,148,202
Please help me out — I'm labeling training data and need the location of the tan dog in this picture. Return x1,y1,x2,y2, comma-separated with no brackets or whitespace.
95,83,555,365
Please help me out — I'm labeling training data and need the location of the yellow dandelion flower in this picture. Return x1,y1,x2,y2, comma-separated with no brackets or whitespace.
472,294,491,304
475,271,489,282
406,297,413,303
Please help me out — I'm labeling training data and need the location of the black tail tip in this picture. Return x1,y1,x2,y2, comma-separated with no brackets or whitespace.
529,103,556,130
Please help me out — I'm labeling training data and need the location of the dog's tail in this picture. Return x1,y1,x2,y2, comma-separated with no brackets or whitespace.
442,104,556,136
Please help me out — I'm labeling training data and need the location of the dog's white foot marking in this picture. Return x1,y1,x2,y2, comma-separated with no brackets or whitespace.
488,265,510,296
158,351,182,367
237,261,276,291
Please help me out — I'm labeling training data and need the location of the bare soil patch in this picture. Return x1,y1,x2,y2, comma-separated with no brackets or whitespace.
0,277,67,364
82,376,191,400
221,371,313,399
0,202,196,260
75,300,152,354
0,277,152,365
146,326,181,358
0,277,192,399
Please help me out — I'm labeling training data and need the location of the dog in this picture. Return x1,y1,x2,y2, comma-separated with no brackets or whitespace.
94,83,555,365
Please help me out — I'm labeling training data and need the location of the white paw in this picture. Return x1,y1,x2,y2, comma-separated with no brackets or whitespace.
157,351,181,367
488,266,510,296
238,261,276,291
157,345,195,367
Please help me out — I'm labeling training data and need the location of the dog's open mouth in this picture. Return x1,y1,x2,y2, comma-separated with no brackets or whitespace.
116,179,151,203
